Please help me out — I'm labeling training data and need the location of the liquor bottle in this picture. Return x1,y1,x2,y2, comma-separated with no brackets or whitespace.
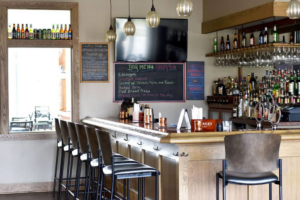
56,24,60,40
290,34,294,45
233,97,238,118
285,75,289,95
213,38,217,53
282,36,286,43
68,24,72,40
29,24,34,39
273,24,278,43
8,25,12,39
243,94,249,119
226,35,230,51
250,73,256,92
242,32,246,48
238,93,243,118
16,24,20,39
21,24,25,39
297,70,300,95
263,96,268,120
225,76,231,94
233,33,238,49
264,27,269,44
289,71,295,95
60,24,64,40
12,24,16,39
232,82,240,96
259,29,263,45
64,24,68,40
248,96,253,119
216,78,226,95
25,24,29,39
273,77,280,98
220,36,225,52
51,24,56,40
250,31,255,46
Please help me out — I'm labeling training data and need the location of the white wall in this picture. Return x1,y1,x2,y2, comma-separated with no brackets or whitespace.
0,0,238,186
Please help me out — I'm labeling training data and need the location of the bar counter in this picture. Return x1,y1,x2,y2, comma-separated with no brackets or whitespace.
82,117,300,200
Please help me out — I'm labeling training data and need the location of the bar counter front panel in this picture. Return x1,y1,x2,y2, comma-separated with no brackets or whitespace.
82,117,300,200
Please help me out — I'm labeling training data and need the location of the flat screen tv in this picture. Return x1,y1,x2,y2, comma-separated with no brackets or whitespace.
115,18,188,62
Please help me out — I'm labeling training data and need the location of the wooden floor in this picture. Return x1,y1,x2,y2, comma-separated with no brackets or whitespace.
0,192,86,200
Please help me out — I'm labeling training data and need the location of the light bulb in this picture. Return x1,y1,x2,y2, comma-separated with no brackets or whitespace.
176,0,193,17
124,18,136,36
286,0,300,19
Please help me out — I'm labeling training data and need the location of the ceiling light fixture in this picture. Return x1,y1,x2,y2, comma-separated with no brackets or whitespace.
106,0,117,42
123,0,136,36
286,0,300,19
146,0,160,28
176,0,193,17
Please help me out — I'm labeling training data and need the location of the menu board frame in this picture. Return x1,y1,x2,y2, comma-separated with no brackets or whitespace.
80,42,110,83
113,62,186,102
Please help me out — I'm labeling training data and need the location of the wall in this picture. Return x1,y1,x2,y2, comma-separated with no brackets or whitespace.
0,0,237,188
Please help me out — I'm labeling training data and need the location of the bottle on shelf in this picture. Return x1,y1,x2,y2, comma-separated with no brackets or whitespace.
233,33,238,49
242,32,246,48
29,24,34,39
264,27,269,44
64,24,68,40
289,70,295,96
226,35,230,51
16,24,20,39
68,24,72,40
213,37,217,53
259,29,263,45
250,31,255,46
220,36,225,52
25,24,29,39
250,73,256,92
290,33,294,45
60,24,64,40
297,70,300,95
8,24,12,39
238,93,243,118
12,24,16,39
21,24,25,39
232,82,240,96
282,36,286,43
216,78,226,95
273,24,278,43
56,24,60,40
51,24,56,40
233,97,238,118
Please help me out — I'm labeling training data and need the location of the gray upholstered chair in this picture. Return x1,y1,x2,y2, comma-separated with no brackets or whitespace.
216,133,282,200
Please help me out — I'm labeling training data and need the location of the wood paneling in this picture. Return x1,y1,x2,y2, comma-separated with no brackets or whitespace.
202,2,288,34
161,156,178,200
130,146,143,195
144,151,157,200
7,39,73,47
0,1,77,9
0,6,8,135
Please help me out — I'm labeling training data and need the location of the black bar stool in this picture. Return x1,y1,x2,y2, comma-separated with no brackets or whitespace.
216,133,282,200
53,118,63,197
97,130,160,200
85,127,138,200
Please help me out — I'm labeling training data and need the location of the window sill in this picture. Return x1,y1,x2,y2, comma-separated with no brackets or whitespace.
0,131,56,141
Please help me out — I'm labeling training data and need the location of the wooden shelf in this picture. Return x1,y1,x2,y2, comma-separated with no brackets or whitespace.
230,118,300,127
7,39,73,48
206,43,295,57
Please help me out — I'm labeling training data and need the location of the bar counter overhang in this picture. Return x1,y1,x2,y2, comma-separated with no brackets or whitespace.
82,117,300,200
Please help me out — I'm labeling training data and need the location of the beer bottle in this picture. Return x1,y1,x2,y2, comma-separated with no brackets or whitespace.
64,24,68,40
273,24,278,43
220,36,225,52
259,29,263,45
250,31,255,46
25,24,29,39
226,35,230,50
29,24,34,39
233,33,238,49
242,32,246,48
60,24,64,40
12,24,16,39
68,24,72,40
263,27,269,44
51,24,56,40
56,24,60,40
17,24,21,39
8,24,12,39
21,24,25,39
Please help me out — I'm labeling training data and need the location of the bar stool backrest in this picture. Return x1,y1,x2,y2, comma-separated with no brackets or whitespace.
68,122,78,149
60,120,70,145
224,133,281,173
54,118,62,141
85,126,99,159
96,129,113,166
74,123,88,154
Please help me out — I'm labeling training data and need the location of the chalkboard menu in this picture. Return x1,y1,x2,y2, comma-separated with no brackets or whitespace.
114,63,185,102
80,43,110,82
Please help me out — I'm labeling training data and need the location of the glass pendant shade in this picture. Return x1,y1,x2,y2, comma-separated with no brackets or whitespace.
176,0,193,17
286,0,300,19
146,11,160,27
106,26,117,42
124,18,136,36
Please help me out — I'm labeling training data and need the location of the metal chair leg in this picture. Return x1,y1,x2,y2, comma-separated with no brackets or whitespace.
138,178,141,200
99,173,104,200
127,179,130,200
142,178,145,200
123,179,126,200
53,145,60,197
155,172,159,200
110,176,115,200
269,183,272,200
66,155,74,200
84,161,89,200
65,151,71,200
75,159,82,200
216,173,219,200
96,165,102,200
86,165,92,200
58,151,65,200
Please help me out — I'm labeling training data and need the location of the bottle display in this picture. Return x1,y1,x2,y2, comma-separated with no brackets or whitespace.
242,32,246,48
21,24,25,39
25,24,29,39
233,33,238,49
226,35,230,51
12,24,16,39
68,24,72,40
29,24,34,39
8,25,12,39
220,36,224,52
213,37,217,53
250,31,255,46
273,24,278,43
263,27,269,44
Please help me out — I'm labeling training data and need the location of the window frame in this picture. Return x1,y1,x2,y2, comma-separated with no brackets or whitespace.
0,1,80,138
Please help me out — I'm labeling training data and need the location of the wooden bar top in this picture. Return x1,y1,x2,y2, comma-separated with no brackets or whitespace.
81,117,300,144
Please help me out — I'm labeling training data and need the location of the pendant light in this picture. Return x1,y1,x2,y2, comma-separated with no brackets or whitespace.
286,0,300,19
146,0,160,28
106,0,117,42
123,0,135,36
176,0,193,17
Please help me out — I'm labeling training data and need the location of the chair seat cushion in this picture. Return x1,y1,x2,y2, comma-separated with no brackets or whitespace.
57,141,62,148
80,153,89,161
72,149,79,156
103,163,160,176
90,157,139,167
63,145,73,152
219,171,278,185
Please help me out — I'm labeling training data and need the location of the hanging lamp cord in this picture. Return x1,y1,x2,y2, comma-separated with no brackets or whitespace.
151,0,155,11
110,0,112,28
128,0,130,18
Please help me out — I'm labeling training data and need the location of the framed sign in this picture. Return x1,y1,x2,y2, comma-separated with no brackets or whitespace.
186,61,205,100
80,42,110,83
